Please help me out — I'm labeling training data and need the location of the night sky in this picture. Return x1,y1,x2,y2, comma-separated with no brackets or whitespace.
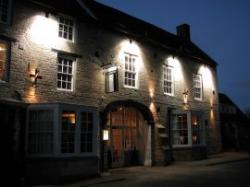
97,0,250,111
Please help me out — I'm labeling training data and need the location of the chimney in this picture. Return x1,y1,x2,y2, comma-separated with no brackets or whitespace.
176,24,190,42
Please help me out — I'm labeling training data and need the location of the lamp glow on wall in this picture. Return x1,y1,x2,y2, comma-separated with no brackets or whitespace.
118,39,143,70
28,15,57,47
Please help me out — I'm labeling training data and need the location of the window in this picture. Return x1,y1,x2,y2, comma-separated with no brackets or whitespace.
0,39,10,81
58,16,74,41
28,110,53,154
57,56,75,91
81,112,93,153
163,65,174,95
172,111,204,147
61,111,76,153
191,114,203,145
124,53,137,88
105,69,118,93
27,104,98,156
172,114,188,145
193,74,202,100
0,0,11,24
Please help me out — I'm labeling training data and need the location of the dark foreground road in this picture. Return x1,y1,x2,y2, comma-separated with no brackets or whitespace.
85,160,250,187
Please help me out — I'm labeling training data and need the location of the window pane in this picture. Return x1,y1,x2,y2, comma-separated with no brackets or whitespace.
28,110,53,154
0,41,7,81
164,66,173,95
58,16,74,41
124,54,137,87
0,0,10,23
193,75,202,99
57,56,74,90
81,112,93,153
61,111,76,153
192,114,202,144
172,114,188,145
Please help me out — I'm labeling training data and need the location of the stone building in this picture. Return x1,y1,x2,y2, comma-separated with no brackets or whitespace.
219,93,250,151
0,0,221,184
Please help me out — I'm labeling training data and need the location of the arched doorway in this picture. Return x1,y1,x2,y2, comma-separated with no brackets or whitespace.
102,100,154,168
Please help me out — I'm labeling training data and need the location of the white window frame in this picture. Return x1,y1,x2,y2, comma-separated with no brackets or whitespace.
193,74,203,101
172,110,205,148
57,55,76,92
163,65,174,96
58,14,75,42
0,0,12,24
124,52,138,89
26,104,99,158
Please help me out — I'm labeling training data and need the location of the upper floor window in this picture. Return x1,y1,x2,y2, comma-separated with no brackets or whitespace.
0,39,10,82
58,16,74,41
163,65,174,95
193,74,202,100
124,53,138,88
172,111,204,147
57,55,75,91
0,0,11,24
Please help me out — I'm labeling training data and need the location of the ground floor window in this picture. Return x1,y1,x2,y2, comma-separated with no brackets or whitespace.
27,104,98,156
172,111,204,147
28,110,53,154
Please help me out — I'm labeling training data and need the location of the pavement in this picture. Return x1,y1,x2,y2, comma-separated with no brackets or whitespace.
35,151,250,187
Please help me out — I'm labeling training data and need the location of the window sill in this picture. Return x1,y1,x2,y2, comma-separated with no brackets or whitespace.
194,98,203,101
164,92,174,97
57,88,73,92
124,85,138,90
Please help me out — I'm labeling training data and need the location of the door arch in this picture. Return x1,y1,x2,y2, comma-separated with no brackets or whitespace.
102,100,154,168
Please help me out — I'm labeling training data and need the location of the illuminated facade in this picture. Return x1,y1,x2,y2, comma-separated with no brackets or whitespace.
0,0,221,184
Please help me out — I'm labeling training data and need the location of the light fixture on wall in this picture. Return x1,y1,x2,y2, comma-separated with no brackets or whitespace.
102,129,109,141
29,68,42,86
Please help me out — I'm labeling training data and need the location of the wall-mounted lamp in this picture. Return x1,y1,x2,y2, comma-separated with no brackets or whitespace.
102,129,109,141
183,90,188,104
30,68,42,86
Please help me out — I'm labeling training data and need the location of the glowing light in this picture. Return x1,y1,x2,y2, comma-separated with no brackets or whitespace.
165,56,183,82
198,65,213,89
102,130,109,141
26,86,38,103
183,92,188,104
118,39,143,70
28,15,57,47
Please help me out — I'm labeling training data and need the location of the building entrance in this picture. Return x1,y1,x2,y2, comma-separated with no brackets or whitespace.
106,106,150,168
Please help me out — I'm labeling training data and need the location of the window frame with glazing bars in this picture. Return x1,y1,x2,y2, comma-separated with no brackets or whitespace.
163,65,174,96
26,104,99,157
171,110,205,148
0,0,12,24
124,52,138,89
193,74,203,100
58,15,75,42
57,55,75,91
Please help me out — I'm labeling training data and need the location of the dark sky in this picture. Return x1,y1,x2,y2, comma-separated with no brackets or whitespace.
96,0,250,111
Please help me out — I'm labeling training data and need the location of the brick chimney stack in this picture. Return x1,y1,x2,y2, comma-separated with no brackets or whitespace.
176,24,190,42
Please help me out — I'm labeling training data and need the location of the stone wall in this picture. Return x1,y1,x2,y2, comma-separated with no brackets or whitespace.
0,0,221,166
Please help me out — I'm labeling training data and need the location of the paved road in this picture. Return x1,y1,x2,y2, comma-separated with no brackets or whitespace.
84,160,250,187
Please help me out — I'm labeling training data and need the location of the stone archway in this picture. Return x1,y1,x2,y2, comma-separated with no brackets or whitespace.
102,100,154,168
